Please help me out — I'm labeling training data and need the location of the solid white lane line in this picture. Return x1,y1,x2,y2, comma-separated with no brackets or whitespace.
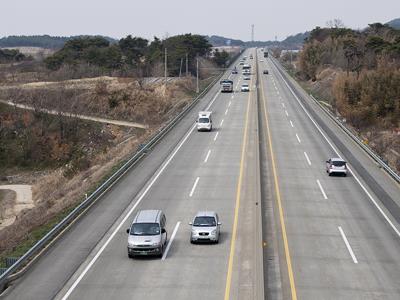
162,221,181,260
295,133,301,143
228,101,232,107
61,73,228,299
285,110,289,117
225,109,229,115
189,177,200,197
214,132,219,141
204,149,211,163
273,60,400,238
338,226,358,264
220,119,224,126
304,152,312,165
290,120,294,127
316,179,328,199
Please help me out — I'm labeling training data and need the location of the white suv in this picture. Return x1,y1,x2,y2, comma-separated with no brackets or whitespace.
326,158,347,176
197,111,212,131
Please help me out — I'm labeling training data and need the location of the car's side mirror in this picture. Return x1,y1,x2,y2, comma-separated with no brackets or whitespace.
189,222,193,225
161,228,166,234
218,222,222,226
126,229,130,234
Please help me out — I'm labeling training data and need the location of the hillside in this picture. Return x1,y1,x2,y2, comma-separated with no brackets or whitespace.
284,23,400,172
207,32,309,49
387,18,400,29
0,35,117,49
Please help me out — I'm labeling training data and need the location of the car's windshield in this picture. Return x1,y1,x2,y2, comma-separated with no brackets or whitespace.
193,216,216,227
332,161,346,167
199,118,210,123
130,223,160,235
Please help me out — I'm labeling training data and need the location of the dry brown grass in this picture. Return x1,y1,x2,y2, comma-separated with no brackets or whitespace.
0,127,152,253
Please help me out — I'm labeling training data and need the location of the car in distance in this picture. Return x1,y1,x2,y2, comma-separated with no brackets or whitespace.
190,211,221,243
263,70,269,74
231,68,238,74
197,111,212,131
326,158,347,176
127,210,167,258
241,83,250,92
244,75,251,80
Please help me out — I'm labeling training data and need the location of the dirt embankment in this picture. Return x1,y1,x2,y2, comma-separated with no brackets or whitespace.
0,74,196,256
300,66,400,172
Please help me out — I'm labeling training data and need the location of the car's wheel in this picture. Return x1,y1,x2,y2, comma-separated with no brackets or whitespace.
128,253,134,259
328,173,332,176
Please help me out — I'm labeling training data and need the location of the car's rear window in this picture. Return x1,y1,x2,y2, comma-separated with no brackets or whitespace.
193,216,216,227
332,161,346,167
199,118,210,123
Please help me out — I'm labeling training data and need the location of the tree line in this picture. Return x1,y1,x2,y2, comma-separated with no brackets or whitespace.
44,34,231,77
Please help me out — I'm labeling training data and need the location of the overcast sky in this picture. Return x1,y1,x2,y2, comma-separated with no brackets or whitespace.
1,0,399,41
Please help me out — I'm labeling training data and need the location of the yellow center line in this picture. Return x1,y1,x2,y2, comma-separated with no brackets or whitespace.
259,62,297,299
224,56,254,300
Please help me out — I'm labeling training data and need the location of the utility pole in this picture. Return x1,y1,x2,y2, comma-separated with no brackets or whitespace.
164,48,167,95
185,53,188,77
251,24,254,43
196,55,199,93
179,58,183,77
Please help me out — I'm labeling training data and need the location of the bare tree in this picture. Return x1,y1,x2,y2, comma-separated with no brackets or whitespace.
326,19,345,28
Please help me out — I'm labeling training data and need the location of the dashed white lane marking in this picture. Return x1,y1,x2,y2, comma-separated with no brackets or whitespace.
220,119,224,126
231,94,234,99
228,101,232,107
214,132,219,141
277,90,280,95
162,221,181,260
290,120,294,127
189,177,200,197
282,103,285,108
295,133,301,143
304,152,311,165
316,179,328,199
204,149,211,163
338,226,358,264
225,109,229,115
285,110,289,117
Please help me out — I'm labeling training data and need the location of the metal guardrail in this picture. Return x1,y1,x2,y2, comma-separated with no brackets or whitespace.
271,56,400,183
0,53,242,291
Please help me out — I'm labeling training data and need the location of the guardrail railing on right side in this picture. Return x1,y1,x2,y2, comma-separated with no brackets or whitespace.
270,56,400,184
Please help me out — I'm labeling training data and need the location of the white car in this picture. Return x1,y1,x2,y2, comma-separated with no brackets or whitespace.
244,75,251,80
326,158,347,176
197,111,212,131
190,211,221,243
241,84,249,92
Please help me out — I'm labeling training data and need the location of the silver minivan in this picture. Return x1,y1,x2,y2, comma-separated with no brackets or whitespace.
126,210,167,258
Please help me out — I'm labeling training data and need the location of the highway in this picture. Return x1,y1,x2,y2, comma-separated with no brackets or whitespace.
1,48,400,300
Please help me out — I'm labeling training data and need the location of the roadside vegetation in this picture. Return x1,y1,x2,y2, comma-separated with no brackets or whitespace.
277,22,400,171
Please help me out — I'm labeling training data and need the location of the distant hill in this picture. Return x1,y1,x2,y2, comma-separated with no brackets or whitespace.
386,18,400,29
207,32,309,50
206,35,245,47
0,35,118,49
